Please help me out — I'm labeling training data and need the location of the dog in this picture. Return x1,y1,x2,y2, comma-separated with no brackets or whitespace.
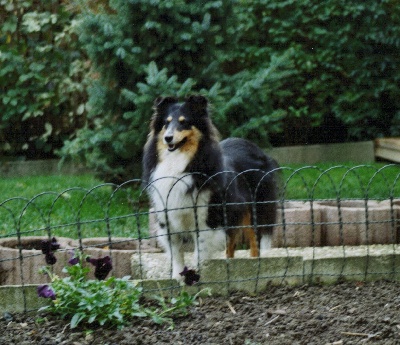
142,95,279,280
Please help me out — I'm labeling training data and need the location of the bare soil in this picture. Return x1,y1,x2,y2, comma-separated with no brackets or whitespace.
1,280,400,345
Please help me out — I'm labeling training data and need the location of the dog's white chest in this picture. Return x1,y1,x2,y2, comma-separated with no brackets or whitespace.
149,150,210,231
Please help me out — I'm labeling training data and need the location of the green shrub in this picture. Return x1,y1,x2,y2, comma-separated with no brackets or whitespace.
62,0,400,182
60,0,294,182
236,0,400,144
0,0,87,158
4,1,398,180
61,0,236,182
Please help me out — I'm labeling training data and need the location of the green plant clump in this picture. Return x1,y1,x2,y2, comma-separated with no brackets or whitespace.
38,250,209,329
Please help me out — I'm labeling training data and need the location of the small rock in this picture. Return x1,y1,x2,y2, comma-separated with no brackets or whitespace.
85,333,94,342
3,312,13,322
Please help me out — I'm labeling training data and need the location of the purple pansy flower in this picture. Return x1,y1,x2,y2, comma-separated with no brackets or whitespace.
86,256,112,280
50,237,60,251
37,284,56,300
68,250,79,265
45,252,57,265
179,266,200,286
41,237,60,254
68,256,79,265
41,237,60,265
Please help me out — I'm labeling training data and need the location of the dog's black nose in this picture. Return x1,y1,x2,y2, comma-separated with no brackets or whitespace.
165,136,173,143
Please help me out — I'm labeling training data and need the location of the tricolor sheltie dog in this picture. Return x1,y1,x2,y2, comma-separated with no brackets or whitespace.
142,95,279,280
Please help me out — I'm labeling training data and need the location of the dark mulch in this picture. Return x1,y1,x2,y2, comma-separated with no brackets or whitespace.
1,281,400,345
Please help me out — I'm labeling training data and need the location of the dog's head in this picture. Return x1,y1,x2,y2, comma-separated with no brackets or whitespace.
150,95,216,154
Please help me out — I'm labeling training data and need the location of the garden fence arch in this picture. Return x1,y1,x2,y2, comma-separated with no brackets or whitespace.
1,165,400,311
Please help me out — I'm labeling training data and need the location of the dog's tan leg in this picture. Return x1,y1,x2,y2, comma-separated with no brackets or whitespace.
226,230,239,258
244,227,259,257
226,210,259,258
242,211,259,257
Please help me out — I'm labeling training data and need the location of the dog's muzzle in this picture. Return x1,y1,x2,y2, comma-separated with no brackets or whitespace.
165,135,187,152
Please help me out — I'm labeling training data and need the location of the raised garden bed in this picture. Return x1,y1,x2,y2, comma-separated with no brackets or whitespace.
1,199,399,285
0,236,75,285
148,199,397,251
274,201,322,248
80,237,162,279
0,236,162,285
317,200,398,246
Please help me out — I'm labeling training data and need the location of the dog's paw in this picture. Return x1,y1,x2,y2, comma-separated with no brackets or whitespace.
179,266,200,286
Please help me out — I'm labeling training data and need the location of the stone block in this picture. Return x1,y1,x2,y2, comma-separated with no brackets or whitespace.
80,237,162,279
131,251,197,280
303,245,400,284
0,284,50,312
0,237,76,285
132,249,304,295
274,201,322,248
318,200,398,246
2,245,400,312
201,255,304,294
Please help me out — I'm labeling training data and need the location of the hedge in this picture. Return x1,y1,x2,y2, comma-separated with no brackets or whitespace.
1,1,399,183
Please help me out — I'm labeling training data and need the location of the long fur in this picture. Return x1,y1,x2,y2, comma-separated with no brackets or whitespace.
142,95,279,280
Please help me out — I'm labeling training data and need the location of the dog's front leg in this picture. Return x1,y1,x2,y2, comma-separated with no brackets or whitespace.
168,234,185,280
156,223,185,280
194,232,210,268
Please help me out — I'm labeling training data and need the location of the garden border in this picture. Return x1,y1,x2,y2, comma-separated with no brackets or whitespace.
1,243,399,313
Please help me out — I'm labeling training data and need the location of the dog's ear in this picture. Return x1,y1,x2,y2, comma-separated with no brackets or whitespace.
185,95,208,116
153,96,178,114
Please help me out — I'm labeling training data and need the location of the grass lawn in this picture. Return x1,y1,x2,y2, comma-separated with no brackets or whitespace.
281,162,400,200
1,162,399,239
0,175,148,239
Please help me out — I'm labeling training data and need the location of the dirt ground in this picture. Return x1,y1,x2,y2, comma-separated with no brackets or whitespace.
1,280,400,345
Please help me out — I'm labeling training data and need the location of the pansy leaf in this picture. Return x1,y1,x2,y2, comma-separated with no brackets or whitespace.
70,313,85,329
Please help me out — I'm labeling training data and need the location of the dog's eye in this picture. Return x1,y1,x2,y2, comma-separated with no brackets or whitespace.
179,116,186,124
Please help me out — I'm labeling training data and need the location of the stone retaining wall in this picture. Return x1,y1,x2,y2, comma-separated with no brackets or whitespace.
2,244,399,312
0,199,398,286
0,237,161,285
